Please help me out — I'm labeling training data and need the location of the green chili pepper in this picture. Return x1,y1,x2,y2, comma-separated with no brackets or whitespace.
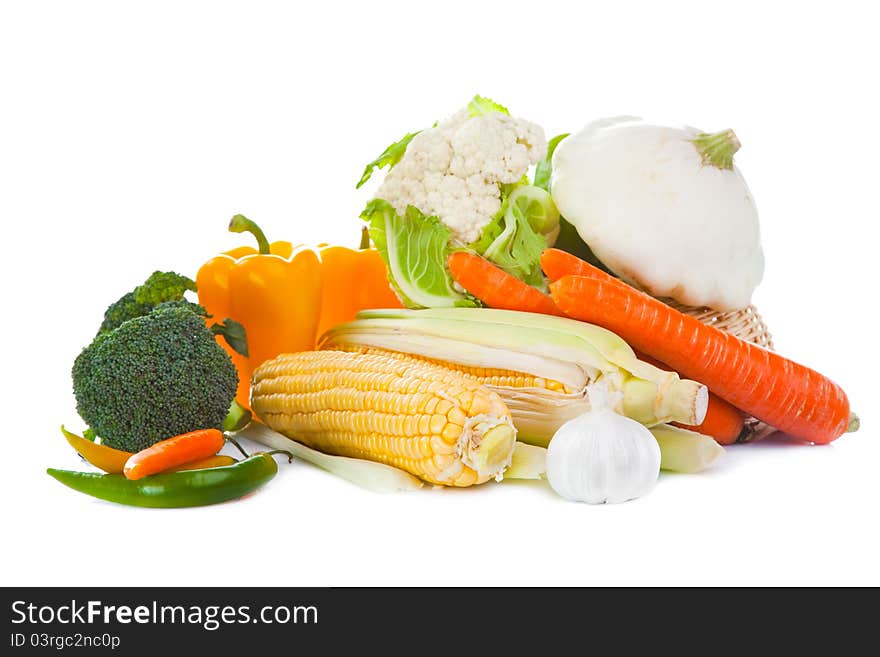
46,452,289,508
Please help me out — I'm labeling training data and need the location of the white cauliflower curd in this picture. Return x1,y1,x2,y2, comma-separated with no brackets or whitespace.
376,106,547,245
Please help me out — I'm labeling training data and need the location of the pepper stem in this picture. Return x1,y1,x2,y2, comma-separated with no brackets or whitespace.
359,226,371,250
225,435,251,458
691,129,741,170
264,449,295,463
229,214,271,254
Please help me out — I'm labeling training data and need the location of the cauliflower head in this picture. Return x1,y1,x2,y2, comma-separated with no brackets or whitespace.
359,96,558,309
376,106,547,245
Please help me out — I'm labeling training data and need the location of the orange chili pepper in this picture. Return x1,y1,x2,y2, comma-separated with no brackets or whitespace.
124,428,226,480
196,216,323,408
164,454,237,473
61,426,132,474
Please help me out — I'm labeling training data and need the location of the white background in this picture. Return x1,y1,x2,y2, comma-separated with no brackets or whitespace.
1,1,877,587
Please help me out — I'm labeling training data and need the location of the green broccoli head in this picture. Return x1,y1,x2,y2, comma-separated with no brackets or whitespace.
98,271,197,335
73,305,238,452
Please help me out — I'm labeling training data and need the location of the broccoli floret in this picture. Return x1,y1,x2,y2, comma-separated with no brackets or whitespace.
73,305,238,453
98,271,197,335
98,292,151,335
153,300,209,317
133,271,197,305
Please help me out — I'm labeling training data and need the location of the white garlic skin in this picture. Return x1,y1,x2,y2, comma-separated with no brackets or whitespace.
546,408,661,504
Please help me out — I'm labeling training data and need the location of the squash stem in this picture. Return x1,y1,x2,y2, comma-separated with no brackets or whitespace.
691,129,740,170
229,214,271,254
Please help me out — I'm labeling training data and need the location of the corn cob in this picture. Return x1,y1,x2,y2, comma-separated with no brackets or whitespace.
250,348,516,486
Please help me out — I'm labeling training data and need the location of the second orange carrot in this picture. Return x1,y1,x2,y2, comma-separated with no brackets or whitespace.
124,429,226,480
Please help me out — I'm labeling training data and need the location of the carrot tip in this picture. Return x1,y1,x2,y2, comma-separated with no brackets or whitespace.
847,412,860,433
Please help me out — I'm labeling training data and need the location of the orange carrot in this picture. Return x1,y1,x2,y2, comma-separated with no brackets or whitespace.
673,398,747,445
541,247,620,284
634,352,746,445
550,274,855,444
448,252,563,316
124,429,226,480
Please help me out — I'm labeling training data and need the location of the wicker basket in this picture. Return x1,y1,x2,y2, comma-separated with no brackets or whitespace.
663,299,778,443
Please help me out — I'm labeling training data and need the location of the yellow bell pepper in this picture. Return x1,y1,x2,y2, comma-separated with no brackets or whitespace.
315,229,403,338
197,216,322,409
197,218,400,408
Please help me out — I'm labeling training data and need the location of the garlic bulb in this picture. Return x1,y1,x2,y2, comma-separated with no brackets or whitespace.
546,390,661,504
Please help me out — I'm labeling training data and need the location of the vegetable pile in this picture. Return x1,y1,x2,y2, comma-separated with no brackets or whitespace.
51,95,859,507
